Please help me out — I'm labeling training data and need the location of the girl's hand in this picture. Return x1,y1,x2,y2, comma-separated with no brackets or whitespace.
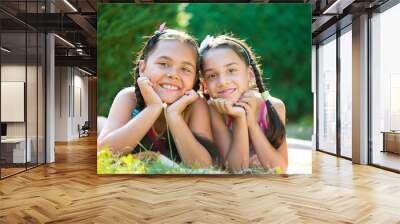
209,98,245,118
166,90,198,116
137,76,163,108
235,90,261,127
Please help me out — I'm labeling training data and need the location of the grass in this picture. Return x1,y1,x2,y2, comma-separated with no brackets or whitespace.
97,147,283,175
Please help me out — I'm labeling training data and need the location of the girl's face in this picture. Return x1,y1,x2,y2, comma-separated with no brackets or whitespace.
139,40,197,104
202,47,254,102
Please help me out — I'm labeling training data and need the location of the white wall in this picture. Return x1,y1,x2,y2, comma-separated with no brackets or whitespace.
1,65,38,136
1,63,46,163
74,69,89,139
55,67,89,141
1,65,26,139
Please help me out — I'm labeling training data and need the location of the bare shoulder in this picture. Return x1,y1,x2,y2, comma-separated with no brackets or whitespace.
115,87,136,104
188,96,209,113
98,87,136,141
269,97,285,112
108,86,137,120
186,96,210,124
269,97,286,121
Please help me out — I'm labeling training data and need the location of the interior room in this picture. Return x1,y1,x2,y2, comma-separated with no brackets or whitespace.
0,0,399,223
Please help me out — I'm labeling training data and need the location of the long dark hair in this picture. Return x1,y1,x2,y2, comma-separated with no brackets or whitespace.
199,35,286,149
132,28,201,110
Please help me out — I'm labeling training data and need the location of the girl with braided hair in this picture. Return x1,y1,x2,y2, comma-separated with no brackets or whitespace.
199,34,288,173
98,24,217,168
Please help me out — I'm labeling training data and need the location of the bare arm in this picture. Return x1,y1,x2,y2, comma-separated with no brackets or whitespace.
166,93,213,168
97,87,163,155
225,114,250,172
208,103,232,165
248,99,288,172
209,99,249,172
98,76,164,155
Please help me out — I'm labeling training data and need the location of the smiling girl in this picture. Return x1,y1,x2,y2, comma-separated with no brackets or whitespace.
199,35,288,173
98,26,217,168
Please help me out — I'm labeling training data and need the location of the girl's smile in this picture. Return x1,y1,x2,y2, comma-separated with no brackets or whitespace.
216,87,237,98
202,47,253,102
158,82,182,94
139,40,198,104
159,83,180,91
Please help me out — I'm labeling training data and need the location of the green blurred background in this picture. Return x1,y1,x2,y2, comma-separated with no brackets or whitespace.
97,3,312,140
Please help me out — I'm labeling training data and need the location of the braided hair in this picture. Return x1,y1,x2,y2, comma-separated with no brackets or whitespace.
199,35,286,149
132,28,201,110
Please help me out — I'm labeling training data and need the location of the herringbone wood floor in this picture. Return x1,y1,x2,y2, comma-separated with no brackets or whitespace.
1,135,400,223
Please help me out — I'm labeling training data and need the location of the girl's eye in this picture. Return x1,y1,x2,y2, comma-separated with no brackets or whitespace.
182,67,193,74
158,62,168,68
228,68,237,73
206,73,217,79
